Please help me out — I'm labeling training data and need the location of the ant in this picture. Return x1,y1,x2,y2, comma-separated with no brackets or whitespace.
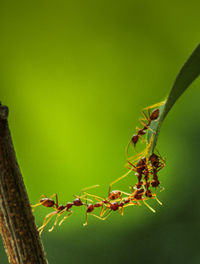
126,154,163,209
32,194,85,234
125,156,147,185
32,185,100,233
127,100,166,155
128,108,159,152
83,195,139,225
149,152,166,188
82,189,137,225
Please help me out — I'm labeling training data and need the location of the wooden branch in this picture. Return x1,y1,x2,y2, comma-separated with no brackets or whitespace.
0,104,48,264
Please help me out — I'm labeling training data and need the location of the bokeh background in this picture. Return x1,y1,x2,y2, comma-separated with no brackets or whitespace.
1,1,200,263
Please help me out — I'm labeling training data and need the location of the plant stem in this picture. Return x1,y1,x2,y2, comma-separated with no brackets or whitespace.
0,104,48,264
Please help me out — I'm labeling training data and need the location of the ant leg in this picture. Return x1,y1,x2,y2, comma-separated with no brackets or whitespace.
138,134,147,144
142,100,166,111
140,119,148,128
31,202,43,212
74,194,93,203
140,110,149,124
126,140,134,159
122,202,138,215
49,210,66,232
108,169,133,194
144,125,156,134
143,200,156,213
83,192,104,202
48,193,59,209
83,211,89,226
87,211,112,221
59,211,73,226
126,148,150,167
155,149,166,168
123,202,138,208
90,208,112,221
83,194,89,226
135,127,148,144
54,194,58,208
99,205,104,217
38,211,57,235
77,185,100,200
153,195,162,205
128,148,148,160
139,119,156,134
120,191,132,196
143,135,154,156
120,207,124,216
32,194,56,212
126,159,137,170
31,194,47,211
126,140,146,161
81,185,100,192
101,210,112,220
100,204,111,217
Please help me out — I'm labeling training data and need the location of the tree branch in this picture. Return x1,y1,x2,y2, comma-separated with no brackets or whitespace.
0,104,48,264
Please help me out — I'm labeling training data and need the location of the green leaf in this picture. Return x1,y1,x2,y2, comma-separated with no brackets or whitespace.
147,44,200,153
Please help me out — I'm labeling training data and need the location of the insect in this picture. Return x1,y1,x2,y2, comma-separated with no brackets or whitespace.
127,100,166,155
82,194,139,225
149,153,166,188
32,194,85,234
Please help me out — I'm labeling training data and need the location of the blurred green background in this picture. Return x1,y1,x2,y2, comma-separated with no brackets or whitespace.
1,1,200,263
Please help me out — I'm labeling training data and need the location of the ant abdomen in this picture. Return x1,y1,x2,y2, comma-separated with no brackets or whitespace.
150,109,159,121
39,198,55,208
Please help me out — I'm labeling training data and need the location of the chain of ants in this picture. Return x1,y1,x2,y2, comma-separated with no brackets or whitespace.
32,101,166,234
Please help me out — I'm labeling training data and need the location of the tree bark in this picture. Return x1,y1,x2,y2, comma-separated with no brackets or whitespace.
0,104,48,264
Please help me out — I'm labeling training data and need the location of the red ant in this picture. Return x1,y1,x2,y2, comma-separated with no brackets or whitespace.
127,100,166,154
126,154,163,209
32,194,85,234
131,108,159,147
149,153,166,188
32,185,100,233
83,195,139,225
81,188,139,225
